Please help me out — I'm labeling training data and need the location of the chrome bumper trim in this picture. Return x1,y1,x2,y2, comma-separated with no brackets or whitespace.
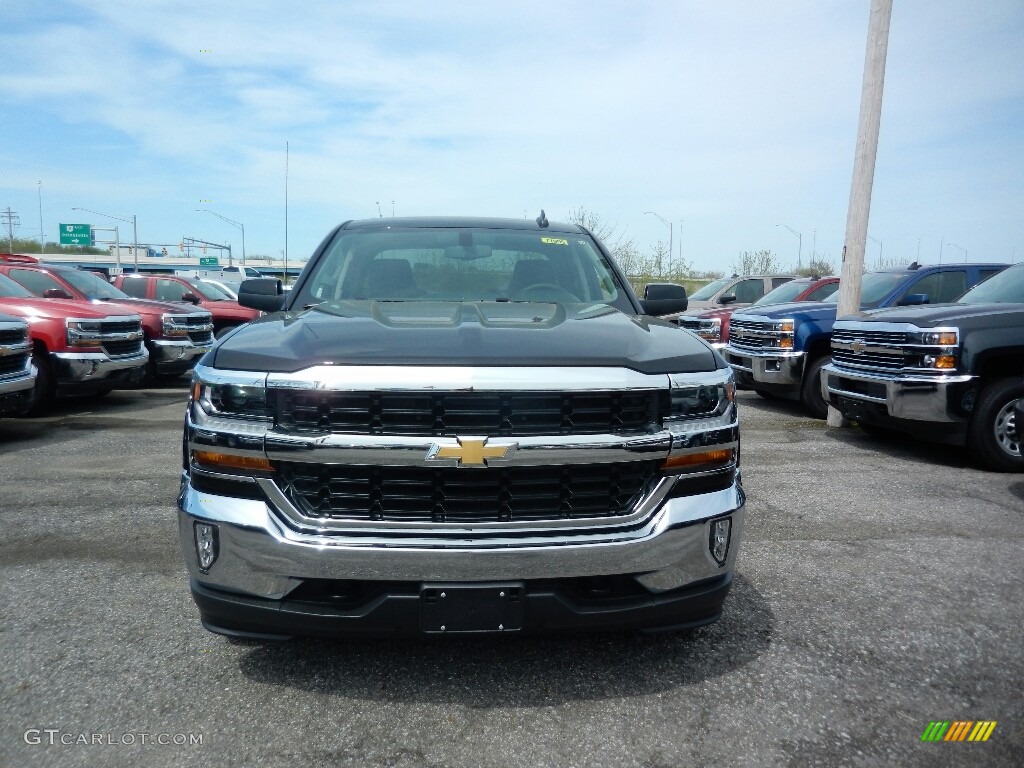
178,478,746,599
150,338,213,365
723,345,805,386
51,349,149,382
821,362,976,422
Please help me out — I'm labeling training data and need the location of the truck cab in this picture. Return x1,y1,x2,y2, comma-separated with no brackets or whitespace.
723,263,1008,417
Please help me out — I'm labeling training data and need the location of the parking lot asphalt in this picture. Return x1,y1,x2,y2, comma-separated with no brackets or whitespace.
1,386,1021,768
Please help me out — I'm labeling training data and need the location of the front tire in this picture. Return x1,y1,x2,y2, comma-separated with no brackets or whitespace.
966,377,1024,472
26,349,55,415
801,355,831,420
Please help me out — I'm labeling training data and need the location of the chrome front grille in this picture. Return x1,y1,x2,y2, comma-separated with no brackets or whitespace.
832,329,910,347
188,330,214,345
102,339,145,357
276,460,660,523
99,320,142,335
729,319,780,351
274,389,667,436
0,327,27,345
830,322,960,375
0,352,30,377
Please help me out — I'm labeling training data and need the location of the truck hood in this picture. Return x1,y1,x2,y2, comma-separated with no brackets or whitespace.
686,299,752,312
844,302,1024,326
733,301,837,322
0,296,140,321
89,297,211,318
213,300,721,375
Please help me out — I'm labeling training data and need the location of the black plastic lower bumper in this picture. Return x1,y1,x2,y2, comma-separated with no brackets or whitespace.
0,387,34,417
191,572,734,640
832,395,968,445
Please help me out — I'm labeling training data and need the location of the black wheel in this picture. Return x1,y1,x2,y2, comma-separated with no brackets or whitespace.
214,325,238,340
754,389,780,401
26,349,55,415
966,377,1024,472
800,355,831,420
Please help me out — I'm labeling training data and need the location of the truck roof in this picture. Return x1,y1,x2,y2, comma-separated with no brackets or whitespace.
341,216,584,233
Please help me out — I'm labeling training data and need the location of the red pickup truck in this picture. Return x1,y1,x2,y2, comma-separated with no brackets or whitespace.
113,274,260,339
0,258,214,379
0,273,148,410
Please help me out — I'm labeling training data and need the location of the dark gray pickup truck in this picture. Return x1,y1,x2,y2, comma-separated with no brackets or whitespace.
823,262,1024,471
178,216,745,639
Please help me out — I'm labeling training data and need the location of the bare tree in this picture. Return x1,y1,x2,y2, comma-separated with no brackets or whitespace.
565,207,638,270
731,249,781,275
795,255,837,277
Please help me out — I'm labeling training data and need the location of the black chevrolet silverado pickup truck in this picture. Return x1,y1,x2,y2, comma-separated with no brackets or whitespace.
178,216,745,639
823,262,1024,472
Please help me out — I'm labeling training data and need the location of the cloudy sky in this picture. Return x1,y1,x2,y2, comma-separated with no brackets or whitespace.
2,0,1022,273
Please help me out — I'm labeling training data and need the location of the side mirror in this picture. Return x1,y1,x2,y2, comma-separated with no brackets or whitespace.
640,282,688,316
43,288,74,300
239,278,285,312
898,293,929,306
718,293,737,305
180,292,202,305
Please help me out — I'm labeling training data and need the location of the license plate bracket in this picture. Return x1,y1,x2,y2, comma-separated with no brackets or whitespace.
420,583,524,634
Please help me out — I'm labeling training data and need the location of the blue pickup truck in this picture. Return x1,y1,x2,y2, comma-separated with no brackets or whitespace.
722,262,1008,417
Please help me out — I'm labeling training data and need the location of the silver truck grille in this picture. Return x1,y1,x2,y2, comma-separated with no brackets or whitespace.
728,319,776,350
276,460,660,523
832,328,912,372
274,389,666,437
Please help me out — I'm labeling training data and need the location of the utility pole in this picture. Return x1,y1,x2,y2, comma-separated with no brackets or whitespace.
828,0,894,428
2,208,19,252
38,181,44,251
285,141,289,286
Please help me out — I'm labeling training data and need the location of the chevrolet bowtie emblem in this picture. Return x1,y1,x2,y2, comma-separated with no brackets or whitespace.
852,339,867,354
428,437,517,467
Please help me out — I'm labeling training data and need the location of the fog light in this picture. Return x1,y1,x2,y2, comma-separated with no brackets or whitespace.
709,517,732,566
194,522,219,571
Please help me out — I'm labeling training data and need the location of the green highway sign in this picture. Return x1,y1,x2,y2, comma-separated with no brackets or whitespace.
199,256,219,266
59,223,92,246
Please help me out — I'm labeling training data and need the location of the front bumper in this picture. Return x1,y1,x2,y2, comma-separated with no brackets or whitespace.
724,346,805,393
150,339,213,373
51,349,149,394
821,362,976,424
177,477,745,637
0,365,36,416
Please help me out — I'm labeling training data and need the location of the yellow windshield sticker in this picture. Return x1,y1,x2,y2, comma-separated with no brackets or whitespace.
541,237,568,245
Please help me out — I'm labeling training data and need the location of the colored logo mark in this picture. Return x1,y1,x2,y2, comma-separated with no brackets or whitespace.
921,721,997,742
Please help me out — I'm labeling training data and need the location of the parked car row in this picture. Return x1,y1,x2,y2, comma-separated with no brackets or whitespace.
712,261,1023,472
0,255,262,414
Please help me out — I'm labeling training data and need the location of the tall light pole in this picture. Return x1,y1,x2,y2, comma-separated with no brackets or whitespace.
867,235,883,266
196,209,245,266
644,211,672,275
948,243,967,262
72,207,138,270
37,181,44,252
776,223,802,269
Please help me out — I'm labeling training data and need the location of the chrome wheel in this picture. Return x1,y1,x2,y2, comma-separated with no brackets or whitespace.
994,399,1021,457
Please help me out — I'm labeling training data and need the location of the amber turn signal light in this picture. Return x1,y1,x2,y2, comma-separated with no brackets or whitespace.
661,448,735,471
192,450,273,472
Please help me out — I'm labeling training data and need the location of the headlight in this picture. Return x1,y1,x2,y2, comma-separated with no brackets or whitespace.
694,317,722,342
911,328,959,347
66,319,104,348
191,367,271,420
162,314,190,337
667,368,735,423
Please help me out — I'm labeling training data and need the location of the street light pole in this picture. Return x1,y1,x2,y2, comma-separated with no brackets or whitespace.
196,209,245,266
644,211,672,275
948,243,967,263
867,235,883,266
38,181,44,252
776,224,803,269
72,207,138,270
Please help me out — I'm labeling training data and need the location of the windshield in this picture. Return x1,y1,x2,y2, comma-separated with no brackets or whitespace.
292,227,630,310
184,277,232,301
689,277,732,301
60,269,130,300
0,273,36,298
752,280,809,306
824,272,910,308
958,264,1024,304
